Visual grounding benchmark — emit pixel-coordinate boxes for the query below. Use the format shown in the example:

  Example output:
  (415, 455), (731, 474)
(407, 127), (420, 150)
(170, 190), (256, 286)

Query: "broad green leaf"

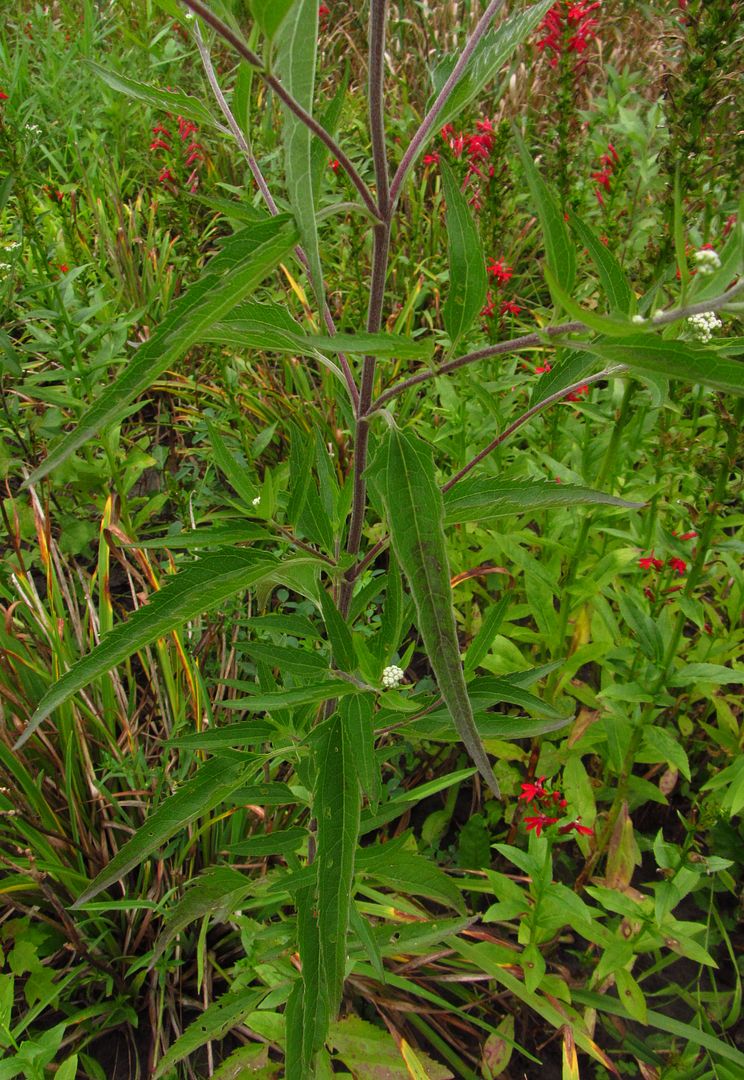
(240, 612), (322, 638)
(206, 421), (259, 507)
(74, 756), (253, 908)
(239, 641), (329, 675)
(340, 693), (379, 807)
(276, 0), (323, 302)
(409, 711), (570, 743)
(576, 335), (744, 396)
(368, 428), (501, 798)
(221, 680), (360, 712)
(514, 130), (576, 296)
(569, 211), (633, 314)
(171, 721), (275, 749)
(440, 160), (487, 351)
(297, 877), (328, 1070)
(330, 1017), (453, 1079)
(315, 714), (360, 1016)
(444, 478), (643, 525)
(88, 61), (218, 127)
(544, 266), (641, 335)
(464, 595), (510, 674)
(359, 851), (465, 913)
(669, 663), (741, 686)
(318, 588), (356, 672)
(135, 523), (270, 549)
(614, 968), (648, 1024)
(249, 0), (296, 40)
(430, 1), (554, 133)
(26, 218), (297, 484)
(151, 867), (253, 964)
(227, 826), (307, 856)
(310, 63), (349, 197)
(152, 986), (267, 1079)
(16, 548), (277, 748)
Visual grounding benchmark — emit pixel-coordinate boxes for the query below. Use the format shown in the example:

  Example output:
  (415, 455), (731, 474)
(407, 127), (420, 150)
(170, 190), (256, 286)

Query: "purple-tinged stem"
(182, 0), (381, 223)
(388, 0), (507, 209)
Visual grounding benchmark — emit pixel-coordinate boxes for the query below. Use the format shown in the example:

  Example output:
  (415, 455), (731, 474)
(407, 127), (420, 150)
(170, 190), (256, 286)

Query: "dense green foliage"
(0, 1), (742, 1077)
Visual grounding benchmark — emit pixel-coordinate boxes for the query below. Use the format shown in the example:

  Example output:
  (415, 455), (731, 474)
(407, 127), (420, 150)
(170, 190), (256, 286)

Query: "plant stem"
(388, 0), (507, 208)
(182, 0), (381, 223)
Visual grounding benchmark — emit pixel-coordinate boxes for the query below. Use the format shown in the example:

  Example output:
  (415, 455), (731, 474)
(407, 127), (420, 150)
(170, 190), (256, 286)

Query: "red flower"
(149, 138), (171, 152)
(558, 819), (594, 836)
(519, 777), (548, 803)
(152, 124), (171, 137)
(535, 362), (552, 374)
(639, 554), (664, 571)
(501, 300), (522, 316)
(177, 116), (198, 141)
(480, 292), (497, 319)
(679, 531), (697, 541)
(592, 169), (612, 191)
(329, 158), (340, 172)
(524, 814), (559, 837)
(0, 91), (8, 101)
(668, 557), (686, 575)
(57, 263), (69, 273)
(423, 152), (439, 166)
(319, 3), (330, 20)
(487, 257), (513, 283)
(564, 384), (589, 402)
(158, 168), (175, 183)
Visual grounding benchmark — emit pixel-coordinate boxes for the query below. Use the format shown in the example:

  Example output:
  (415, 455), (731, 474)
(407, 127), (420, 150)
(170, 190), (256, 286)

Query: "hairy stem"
(182, 0), (381, 222)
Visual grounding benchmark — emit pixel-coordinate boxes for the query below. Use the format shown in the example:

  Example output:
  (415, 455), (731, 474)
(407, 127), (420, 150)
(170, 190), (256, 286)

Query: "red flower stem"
(388, 0), (507, 209)
(181, 0), (382, 224)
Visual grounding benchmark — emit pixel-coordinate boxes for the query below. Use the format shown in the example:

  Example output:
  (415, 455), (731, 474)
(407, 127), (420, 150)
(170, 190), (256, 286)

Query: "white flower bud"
(381, 665), (405, 689)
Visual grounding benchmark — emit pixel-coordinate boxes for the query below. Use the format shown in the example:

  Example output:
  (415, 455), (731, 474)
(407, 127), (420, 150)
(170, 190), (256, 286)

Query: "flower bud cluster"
(687, 311), (722, 342)
(693, 248), (721, 275)
(381, 665), (405, 689)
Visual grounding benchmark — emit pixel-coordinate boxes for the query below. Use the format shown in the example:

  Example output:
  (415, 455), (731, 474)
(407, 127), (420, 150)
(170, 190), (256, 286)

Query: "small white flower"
(0, 262), (10, 272)
(25, 123), (41, 134)
(381, 665), (405, 689)
(251, 495), (261, 506)
(631, 314), (645, 325)
(693, 248), (721, 276)
(652, 309), (665, 321)
(687, 311), (722, 342)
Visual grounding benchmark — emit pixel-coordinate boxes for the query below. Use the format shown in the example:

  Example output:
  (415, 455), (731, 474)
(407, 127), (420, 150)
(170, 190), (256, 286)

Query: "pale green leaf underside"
(444, 479), (644, 525)
(26, 217), (298, 485)
(16, 549), (278, 748)
(369, 428), (501, 798)
(576, 336), (744, 396)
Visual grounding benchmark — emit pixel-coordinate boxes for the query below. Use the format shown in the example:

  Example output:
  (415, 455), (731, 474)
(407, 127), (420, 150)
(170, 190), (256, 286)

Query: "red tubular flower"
(565, 384), (589, 402)
(525, 814), (559, 837)
(57, 263), (69, 273)
(329, 158), (340, 172)
(639, 554), (664, 571)
(519, 777), (548, 803)
(149, 138), (171, 152)
(487, 257), (513, 283)
(152, 124), (171, 137)
(535, 362), (552, 374)
(558, 819), (594, 836)
(480, 292), (497, 319)
(501, 300), (522, 317)
(668, 557), (686, 575)
(0, 91), (8, 101)
(318, 3), (330, 18)
(679, 531), (697, 541)
(423, 152), (439, 166)
(158, 168), (175, 183)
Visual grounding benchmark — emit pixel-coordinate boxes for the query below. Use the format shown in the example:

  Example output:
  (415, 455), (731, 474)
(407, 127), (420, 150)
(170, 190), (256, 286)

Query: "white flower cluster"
(693, 248), (721, 276)
(687, 311), (722, 342)
(381, 665), (405, 689)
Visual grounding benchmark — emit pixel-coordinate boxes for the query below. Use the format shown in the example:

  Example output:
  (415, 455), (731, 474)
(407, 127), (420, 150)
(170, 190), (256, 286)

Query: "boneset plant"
(9, 0), (744, 1075)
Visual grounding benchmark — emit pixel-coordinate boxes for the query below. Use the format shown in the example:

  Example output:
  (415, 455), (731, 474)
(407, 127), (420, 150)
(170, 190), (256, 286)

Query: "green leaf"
(444, 478), (643, 525)
(330, 1016), (453, 1079)
(315, 714), (360, 1017)
(340, 693), (379, 807)
(318, 589), (355, 672)
(151, 867), (253, 964)
(359, 851), (465, 913)
(152, 986), (267, 1078)
(576, 335), (744, 396)
(568, 211), (633, 314)
(544, 266), (641, 335)
(430, 1), (554, 133)
(221, 679), (359, 712)
(171, 721), (275, 750)
(368, 428), (501, 798)
(74, 756), (253, 908)
(26, 218), (298, 484)
(16, 548), (277, 748)
(528, 349), (598, 407)
(276, 0), (323, 303)
(227, 826), (307, 856)
(513, 130), (576, 296)
(88, 61), (219, 127)
(614, 968), (647, 1024)
(135, 523), (270, 549)
(239, 640), (330, 675)
(249, 0), (296, 40)
(440, 160), (487, 352)
(464, 595), (510, 675)
(296, 877), (328, 1070)
(206, 421), (259, 507)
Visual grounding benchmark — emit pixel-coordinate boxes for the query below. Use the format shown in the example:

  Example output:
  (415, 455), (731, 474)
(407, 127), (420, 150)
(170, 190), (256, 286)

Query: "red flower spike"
(668, 557), (686, 575)
(487, 257), (513, 283)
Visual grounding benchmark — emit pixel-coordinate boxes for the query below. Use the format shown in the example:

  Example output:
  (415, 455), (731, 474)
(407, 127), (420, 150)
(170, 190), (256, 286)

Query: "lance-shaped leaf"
(315, 714), (360, 1020)
(276, 0), (323, 303)
(88, 61), (219, 127)
(368, 428), (501, 798)
(575, 335), (744, 396)
(249, 0), (296, 40)
(430, 1), (554, 133)
(440, 160), (487, 353)
(75, 755), (254, 909)
(151, 866), (254, 965)
(568, 211), (633, 315)
(15, 548), (278, 748)
(444, 478), (643, 525)
(514, 130), (576, 297)
(26, 217), (297, 485)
